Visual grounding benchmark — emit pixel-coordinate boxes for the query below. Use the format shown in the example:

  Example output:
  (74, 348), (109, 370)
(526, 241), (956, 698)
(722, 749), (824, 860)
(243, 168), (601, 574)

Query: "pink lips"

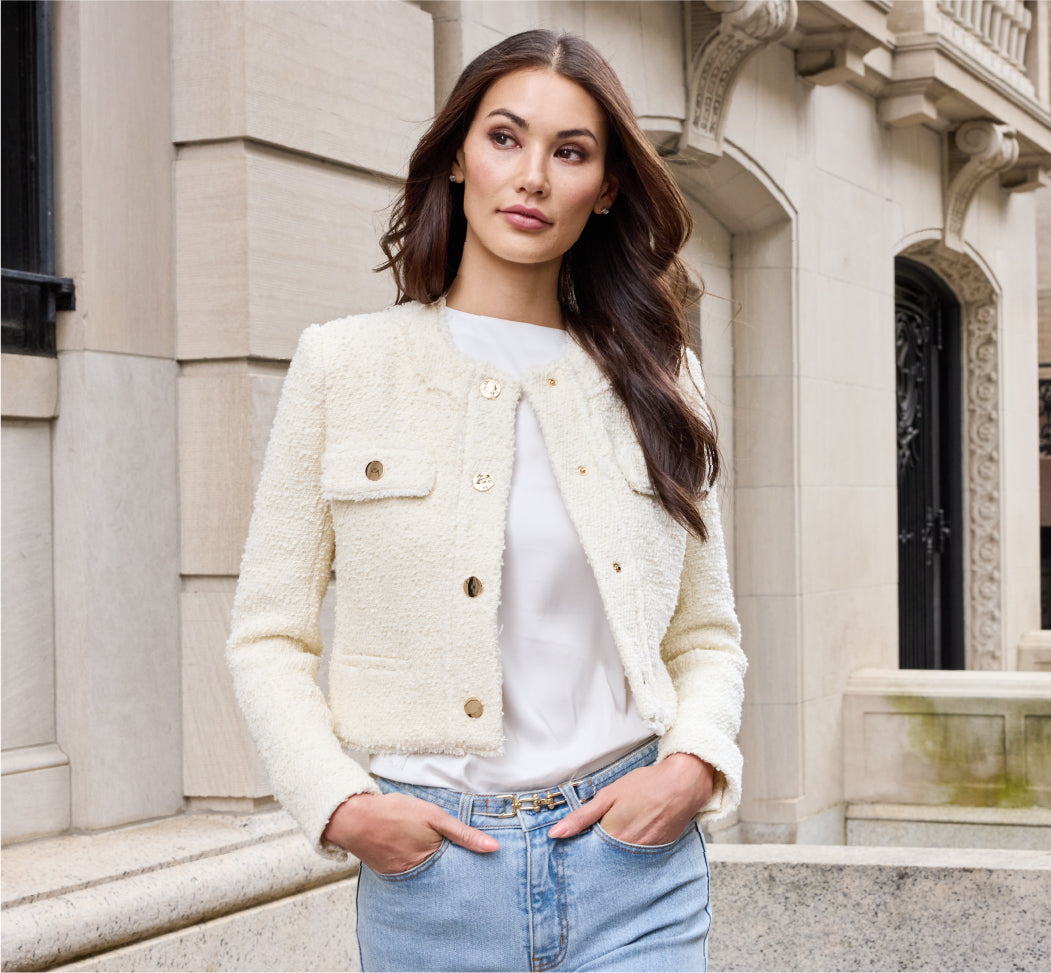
(501, 206), (551, 230)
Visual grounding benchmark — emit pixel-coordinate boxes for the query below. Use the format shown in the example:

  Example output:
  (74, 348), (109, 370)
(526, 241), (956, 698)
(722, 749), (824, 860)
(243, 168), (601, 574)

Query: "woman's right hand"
(322, 792), (500, 874)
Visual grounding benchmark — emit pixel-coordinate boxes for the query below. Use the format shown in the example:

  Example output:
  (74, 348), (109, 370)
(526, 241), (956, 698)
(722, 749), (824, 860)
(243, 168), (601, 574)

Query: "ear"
(451, 147), (466, 183)
(594, 172), (619, 214)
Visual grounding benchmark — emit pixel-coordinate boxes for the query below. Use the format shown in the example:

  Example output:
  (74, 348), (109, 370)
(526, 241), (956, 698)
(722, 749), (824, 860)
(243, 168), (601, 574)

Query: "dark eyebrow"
(486, 108), (598, 143)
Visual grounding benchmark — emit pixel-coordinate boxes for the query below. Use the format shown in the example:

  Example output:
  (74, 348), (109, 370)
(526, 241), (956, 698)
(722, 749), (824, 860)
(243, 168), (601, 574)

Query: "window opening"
(1, 0), (74, 356)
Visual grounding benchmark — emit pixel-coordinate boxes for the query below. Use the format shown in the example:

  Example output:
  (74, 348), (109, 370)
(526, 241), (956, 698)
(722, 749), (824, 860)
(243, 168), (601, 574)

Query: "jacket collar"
(406, 298), (613, 400)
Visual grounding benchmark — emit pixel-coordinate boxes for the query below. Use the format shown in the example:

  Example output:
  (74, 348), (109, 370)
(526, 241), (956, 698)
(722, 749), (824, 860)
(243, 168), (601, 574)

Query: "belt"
(482, 789), (571, 818)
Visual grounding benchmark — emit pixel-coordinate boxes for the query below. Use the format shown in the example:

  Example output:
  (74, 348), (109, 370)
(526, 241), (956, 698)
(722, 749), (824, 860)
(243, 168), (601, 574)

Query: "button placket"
(451, 372), (517, 732)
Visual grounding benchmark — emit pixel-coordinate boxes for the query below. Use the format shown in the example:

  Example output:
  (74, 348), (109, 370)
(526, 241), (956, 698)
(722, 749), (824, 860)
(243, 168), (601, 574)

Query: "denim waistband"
(374, 737), (659, 818)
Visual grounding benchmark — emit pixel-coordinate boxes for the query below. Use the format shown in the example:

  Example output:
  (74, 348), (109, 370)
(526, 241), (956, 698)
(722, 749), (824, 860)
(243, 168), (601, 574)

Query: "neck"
(446, 241), (565, 330)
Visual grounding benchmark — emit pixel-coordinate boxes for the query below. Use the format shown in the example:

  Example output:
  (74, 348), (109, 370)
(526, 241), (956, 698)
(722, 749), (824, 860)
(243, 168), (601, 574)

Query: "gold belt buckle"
(489, 790), (566, 817)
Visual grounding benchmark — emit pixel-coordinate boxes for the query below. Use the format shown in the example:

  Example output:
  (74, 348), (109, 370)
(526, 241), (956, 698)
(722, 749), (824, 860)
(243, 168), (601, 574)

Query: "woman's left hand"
(547, 752), (715, 846)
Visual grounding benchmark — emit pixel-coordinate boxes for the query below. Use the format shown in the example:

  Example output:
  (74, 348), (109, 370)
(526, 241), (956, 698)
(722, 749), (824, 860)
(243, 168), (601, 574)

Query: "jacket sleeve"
(656, 348), (747, 827)
(226, 324), (380, 861)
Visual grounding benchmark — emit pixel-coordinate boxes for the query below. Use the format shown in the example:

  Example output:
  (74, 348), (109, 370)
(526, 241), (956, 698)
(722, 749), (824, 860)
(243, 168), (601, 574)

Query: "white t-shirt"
(369, 308), (651, 792)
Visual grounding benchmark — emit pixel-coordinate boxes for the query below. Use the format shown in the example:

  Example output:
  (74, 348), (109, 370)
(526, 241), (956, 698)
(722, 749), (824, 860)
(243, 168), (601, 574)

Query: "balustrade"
(937, 0), (1032, 72)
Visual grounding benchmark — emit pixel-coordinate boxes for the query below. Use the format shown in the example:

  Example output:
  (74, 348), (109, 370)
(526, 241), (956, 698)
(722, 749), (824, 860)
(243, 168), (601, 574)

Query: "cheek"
(560, 178), (604, 220)
(464, 160), (497, 195)
(462, 144), (511, 197)
(461, 163), (510, 223)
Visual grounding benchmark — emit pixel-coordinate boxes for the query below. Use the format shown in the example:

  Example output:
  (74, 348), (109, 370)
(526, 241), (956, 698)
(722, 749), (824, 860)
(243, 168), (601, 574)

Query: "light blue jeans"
(355, 740), (711, 972)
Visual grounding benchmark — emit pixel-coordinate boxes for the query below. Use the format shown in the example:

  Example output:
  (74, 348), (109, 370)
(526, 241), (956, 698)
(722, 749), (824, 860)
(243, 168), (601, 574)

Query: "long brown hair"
(378, 29), (720, 539)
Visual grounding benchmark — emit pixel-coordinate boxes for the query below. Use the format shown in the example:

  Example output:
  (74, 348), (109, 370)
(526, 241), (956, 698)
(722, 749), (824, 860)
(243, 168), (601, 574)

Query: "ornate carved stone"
(680, 0), (797, 164)
(902, 240), (1002, 670)
(966, 302), (1002, 670)
(943, 120), (1019, 253)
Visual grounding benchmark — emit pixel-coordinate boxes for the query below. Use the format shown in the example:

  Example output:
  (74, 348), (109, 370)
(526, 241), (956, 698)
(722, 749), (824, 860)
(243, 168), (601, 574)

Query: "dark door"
(895, 257), (964, 669)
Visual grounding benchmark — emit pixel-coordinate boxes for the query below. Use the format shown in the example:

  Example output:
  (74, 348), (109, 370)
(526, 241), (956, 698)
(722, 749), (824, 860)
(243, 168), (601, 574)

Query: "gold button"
(578, 466), (588, 475)
(472, 472), (494, 492)
(479, 378), (501, 399)
(547, 377), (557, 387)
(365, 460), (384, 481)
(464, 697), (484, 719)
(464, 576), (484, 597)
(613, 562), (622, 573)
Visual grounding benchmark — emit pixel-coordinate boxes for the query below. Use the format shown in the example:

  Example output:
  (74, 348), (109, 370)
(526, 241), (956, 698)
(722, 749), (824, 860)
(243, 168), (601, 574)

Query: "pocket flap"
(321, 443), (435, 501)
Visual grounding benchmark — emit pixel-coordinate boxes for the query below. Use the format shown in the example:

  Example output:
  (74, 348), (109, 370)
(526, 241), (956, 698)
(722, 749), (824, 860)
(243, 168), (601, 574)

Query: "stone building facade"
(3, 1), (1050, 968)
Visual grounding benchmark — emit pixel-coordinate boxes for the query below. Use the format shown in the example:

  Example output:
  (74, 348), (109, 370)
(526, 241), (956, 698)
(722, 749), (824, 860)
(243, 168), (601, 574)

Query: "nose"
(516, 146), (549, 196)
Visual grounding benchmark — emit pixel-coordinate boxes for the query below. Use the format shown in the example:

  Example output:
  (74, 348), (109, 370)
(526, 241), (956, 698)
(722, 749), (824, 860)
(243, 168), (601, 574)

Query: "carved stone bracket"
(1000, 157), (1051, 194)
(943, 120), (1019, 253)
(902, 240), (1003, 670)
(680, 0), (797, 165)
(795, 28), (881, 87)
(877, 78), (955, 131)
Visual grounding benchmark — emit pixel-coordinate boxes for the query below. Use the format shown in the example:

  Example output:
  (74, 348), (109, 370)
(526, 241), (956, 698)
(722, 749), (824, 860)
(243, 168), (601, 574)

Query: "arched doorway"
(895, 256), (965, 669)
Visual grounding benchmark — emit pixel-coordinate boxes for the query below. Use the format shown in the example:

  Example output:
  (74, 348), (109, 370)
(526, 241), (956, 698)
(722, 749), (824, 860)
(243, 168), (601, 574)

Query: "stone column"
(50, 0), (182, 830)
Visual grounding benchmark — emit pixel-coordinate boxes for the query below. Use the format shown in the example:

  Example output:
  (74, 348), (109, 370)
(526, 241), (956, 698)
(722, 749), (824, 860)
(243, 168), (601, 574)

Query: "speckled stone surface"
(2, 810), (295, 907)
(52, 877), (361, 973)
(706, 844), (1051, 972)
(1, 810), (356, 972)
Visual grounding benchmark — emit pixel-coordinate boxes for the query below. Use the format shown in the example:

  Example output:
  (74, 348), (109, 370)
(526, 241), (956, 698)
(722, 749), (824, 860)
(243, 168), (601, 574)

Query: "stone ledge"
(0, 810), (355, 972)
(707, 842), (1051, 868)
(847, 802), (1051, 826)
(847, 666), (1051, 697)
(49, 878), (362, 973)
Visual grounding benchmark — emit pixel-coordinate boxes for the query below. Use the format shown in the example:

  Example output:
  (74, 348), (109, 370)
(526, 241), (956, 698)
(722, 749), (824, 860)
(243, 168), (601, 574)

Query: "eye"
(556, 145), (588, 163)
(488, 129), (518, 148)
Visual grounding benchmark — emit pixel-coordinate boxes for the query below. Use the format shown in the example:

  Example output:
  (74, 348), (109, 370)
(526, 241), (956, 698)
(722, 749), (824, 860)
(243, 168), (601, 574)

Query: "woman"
(227, 28), (745, 973)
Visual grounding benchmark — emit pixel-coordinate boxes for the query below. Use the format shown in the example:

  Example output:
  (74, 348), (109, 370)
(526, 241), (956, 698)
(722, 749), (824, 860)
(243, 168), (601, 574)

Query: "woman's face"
(451, 67), (618, 274)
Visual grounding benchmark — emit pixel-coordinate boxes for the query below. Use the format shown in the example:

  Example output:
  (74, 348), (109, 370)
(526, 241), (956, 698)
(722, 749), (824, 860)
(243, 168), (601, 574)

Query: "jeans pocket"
(593, 819), (697, 855)
(367, 838), (450, 882)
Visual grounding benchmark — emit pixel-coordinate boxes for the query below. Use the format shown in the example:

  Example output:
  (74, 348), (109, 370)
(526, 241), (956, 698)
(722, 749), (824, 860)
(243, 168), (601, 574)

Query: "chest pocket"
(321, 443), (436, 502)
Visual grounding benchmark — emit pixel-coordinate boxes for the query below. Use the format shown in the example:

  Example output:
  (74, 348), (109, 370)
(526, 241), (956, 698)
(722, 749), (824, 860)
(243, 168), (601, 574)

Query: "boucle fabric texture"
(226, 300), (746, 860)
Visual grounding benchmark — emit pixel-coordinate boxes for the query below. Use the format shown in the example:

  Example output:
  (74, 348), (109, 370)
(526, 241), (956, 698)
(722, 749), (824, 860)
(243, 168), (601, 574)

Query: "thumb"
(548, 794), (612, 839)
(430, 813), (500, 853)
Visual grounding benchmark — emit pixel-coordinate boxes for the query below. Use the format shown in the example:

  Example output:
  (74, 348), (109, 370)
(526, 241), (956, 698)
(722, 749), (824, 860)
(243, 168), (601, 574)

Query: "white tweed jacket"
(227, 300), (746, 859)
